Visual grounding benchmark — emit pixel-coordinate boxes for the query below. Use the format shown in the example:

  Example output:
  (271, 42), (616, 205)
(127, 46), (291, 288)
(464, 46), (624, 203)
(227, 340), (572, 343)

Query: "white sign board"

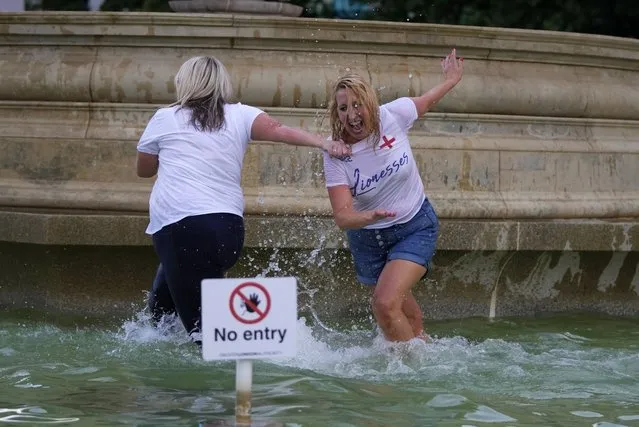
(201, 277), (297, 361)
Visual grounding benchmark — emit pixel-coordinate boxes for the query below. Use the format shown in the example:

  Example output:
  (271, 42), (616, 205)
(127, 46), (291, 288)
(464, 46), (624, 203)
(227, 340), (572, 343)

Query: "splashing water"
(2, 309), (639, 426)
(4, 241), (639, 427)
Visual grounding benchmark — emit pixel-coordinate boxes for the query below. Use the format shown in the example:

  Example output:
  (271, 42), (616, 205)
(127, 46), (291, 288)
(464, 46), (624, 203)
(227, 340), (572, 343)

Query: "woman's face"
(335, 87), (370, 143)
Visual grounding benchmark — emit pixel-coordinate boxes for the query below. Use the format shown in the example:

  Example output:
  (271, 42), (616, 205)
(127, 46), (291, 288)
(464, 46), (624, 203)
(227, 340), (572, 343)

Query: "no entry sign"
(229, 282), (271, 324)
(201, 277), (297, 361)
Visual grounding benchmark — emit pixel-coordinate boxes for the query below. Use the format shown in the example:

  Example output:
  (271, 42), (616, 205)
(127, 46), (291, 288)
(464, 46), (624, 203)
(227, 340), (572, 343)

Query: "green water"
(1, 310), (638, 426)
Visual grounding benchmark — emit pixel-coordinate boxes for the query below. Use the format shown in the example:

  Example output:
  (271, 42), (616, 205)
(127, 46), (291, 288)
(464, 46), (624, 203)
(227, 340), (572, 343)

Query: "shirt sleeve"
(137, 110), (166, 155)
(239, 103), (265, 141)
(382, 97), (419, 133)
(323, 151), (349, 188)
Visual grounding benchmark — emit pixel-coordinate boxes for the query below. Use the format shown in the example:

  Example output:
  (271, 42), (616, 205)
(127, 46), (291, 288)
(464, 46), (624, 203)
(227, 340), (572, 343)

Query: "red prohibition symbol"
(229, 281), (271, 324)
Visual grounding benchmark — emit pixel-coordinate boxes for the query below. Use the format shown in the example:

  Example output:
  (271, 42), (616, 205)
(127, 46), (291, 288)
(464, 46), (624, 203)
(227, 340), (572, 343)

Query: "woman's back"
(137, 102), (263, 234)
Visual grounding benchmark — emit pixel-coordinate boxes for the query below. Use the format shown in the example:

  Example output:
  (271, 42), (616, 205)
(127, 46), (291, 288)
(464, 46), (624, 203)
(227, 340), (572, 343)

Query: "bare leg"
(402, 291), (426, 338)
(372, 259), (427, 342)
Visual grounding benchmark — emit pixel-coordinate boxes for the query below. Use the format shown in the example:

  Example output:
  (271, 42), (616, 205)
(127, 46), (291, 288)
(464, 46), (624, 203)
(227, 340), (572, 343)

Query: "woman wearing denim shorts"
(323, 49), (464, 342)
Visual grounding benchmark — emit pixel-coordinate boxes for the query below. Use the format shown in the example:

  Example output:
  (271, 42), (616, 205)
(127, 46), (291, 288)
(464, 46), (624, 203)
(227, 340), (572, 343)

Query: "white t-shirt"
(137, 103), (263, 234)
(323, 97), (425, 229)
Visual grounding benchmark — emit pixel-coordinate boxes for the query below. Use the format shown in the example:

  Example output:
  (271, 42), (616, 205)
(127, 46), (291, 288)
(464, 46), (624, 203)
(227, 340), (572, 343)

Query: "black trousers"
(148, 212), (244, 342)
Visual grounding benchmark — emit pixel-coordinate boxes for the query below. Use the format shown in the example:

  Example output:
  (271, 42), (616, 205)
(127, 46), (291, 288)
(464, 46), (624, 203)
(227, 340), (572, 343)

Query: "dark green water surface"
(1, 309), (638, 426)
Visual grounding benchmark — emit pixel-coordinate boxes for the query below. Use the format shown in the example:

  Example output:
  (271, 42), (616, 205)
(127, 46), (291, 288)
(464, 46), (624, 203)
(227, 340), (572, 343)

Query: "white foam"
(464, 405), (517, 423)
(0, 407), (78, 424)
(426, 394), (468, 408)
(572, 411), (604, 418)
(270, 317), (478, 381)
(0, 347), (16, 356)
(116, 311), (191, 346)
(593, 423), (628, 427)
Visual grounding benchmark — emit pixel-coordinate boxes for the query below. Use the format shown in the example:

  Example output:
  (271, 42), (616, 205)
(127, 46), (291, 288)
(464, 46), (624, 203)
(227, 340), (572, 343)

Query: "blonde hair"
(172, 56), (233, 132)
(327, 73), (380, 145)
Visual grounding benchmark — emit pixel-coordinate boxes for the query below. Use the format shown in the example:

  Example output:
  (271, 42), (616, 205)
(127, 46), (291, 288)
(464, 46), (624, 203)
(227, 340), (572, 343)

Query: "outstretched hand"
(441, 48), (463, 84)
(323, 139), (352, 159)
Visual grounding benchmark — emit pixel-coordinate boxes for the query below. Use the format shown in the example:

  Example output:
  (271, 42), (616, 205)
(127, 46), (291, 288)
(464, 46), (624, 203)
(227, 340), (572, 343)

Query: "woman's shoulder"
(152, 105), (180, 119)
(143, 105), (185, 132)
(380, 97), (413, 111)
(225, 102), (261, 113)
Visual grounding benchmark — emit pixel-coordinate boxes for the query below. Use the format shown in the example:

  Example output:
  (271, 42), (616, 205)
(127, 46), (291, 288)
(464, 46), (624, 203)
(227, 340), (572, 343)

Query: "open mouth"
(349, 119), (363, 134)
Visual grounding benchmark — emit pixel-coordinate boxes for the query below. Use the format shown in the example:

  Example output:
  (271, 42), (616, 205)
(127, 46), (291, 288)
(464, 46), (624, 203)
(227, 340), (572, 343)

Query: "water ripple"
(1, 312), (638, 426)
(0, 407), (79, 424)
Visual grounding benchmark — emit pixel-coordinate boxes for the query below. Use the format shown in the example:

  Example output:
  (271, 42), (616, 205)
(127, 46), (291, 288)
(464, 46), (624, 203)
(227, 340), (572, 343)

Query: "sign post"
(235, 359), (253, 424)
(201, 277), (297, 425)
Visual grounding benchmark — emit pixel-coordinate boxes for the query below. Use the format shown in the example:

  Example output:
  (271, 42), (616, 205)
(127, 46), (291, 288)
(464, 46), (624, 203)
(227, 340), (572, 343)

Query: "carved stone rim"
(0, 12), (637, 63)
(0, 207), (636, 251)
(167, 0), (304, 17)
(3, 100), (639, 128)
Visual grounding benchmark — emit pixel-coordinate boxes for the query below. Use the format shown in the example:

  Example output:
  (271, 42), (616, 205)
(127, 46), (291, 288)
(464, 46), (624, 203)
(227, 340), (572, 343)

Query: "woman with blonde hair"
(137, 56), (350, 344)
(323, 48), (463, 342)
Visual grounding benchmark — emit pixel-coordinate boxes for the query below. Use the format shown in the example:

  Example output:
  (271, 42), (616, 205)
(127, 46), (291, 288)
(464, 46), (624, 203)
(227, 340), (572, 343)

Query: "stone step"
(168, 0), (303, 16)
(2, 176), (639, 219)
(1, 207), (637, 252)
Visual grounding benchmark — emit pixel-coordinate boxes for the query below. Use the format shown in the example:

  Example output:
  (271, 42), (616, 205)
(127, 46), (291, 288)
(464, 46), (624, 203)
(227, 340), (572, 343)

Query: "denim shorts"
(346, 199), (439, 285)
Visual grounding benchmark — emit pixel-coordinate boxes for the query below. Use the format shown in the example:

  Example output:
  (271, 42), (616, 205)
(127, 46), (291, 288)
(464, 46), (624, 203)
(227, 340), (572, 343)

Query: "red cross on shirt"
(380, 135), (395, 149)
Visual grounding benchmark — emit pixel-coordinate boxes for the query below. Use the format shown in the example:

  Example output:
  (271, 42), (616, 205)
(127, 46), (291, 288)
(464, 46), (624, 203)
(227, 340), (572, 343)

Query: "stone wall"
(0, 12), (637, 320)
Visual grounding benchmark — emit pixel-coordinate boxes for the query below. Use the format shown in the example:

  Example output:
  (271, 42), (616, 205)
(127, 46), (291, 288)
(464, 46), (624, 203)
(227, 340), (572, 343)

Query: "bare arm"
(136, 152), (159, 178)
(411, 48), (464, 117)
(250, 113), (351, 158)
(327, 185), (396, 230)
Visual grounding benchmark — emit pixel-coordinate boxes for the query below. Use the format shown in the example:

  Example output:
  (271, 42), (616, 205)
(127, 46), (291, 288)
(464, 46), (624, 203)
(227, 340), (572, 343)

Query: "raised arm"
(251, 112), (351, 158)
(411, 48), (464, 117)
(327, 185), (396, 230)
